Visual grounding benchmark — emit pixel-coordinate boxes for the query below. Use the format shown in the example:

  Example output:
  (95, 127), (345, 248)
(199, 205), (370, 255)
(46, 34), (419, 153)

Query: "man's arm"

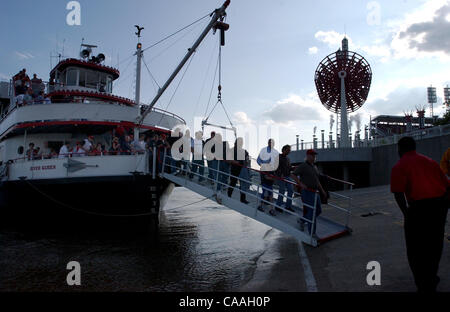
(394, 192), (408, 215)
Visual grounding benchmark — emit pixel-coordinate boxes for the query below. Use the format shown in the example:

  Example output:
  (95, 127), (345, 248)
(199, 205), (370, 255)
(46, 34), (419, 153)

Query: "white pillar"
(134, 43), (143, 140)
(338, 71), (350, 147)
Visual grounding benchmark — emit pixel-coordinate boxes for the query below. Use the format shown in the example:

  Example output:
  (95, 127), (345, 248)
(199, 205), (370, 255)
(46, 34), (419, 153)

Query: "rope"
(142, 55), (161, 89)
(23, 178), (212, 217)
(148, 19), (206, 63)
(203, 51), (220, 118)
(142, 12), (212, 53)
(192, 32), (217, 118)
(160, 196), (214, 211)
(202, 34), (234, 133)
(156, 51), (196, 125)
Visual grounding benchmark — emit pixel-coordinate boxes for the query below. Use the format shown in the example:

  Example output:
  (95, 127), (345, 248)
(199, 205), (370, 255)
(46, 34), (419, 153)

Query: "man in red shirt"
(391, 137), (449, 292)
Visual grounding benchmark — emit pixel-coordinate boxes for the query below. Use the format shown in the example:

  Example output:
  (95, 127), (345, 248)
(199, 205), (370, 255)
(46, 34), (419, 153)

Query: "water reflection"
(0, 187), (277, 291)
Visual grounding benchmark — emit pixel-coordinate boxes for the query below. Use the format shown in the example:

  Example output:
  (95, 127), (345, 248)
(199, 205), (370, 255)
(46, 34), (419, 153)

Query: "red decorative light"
(315, 50), (372, 113)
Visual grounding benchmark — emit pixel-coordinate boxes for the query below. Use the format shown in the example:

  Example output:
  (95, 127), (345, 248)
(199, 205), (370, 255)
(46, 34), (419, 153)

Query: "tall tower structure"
(427, 86), (437, 118)
(315, 36), (372, 148)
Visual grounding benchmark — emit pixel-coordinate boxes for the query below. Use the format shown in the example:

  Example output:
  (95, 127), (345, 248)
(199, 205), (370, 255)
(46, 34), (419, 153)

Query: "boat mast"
(138, 0), (230, 125)
(134, 25), (144, 140)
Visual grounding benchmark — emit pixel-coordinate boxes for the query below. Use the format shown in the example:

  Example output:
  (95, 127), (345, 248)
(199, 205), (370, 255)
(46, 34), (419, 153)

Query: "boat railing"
(9, 149), (146, 164)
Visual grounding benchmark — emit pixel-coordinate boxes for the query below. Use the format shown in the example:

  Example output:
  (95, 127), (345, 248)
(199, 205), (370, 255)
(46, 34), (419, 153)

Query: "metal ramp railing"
(157, 153), (352, 247)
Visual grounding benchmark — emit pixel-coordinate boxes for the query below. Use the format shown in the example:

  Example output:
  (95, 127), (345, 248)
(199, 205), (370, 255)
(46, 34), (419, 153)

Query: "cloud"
(14, 51), (34, 60)
(314, 1), (450, 62)
(263, 94), (323, 123)
(308, 46), (318, 54)
(397, 2), (450, 54)
(233, 111), (253, 125)
(0, 73), (10, 80)
(314, 30), (349, 48)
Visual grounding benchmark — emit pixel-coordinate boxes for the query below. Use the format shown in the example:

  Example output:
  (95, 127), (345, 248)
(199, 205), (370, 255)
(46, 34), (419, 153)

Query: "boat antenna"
(134, 25), (144, 140)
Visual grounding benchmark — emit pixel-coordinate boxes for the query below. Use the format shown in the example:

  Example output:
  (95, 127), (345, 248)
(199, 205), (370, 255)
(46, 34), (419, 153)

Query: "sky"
(1, 0), (450, 155)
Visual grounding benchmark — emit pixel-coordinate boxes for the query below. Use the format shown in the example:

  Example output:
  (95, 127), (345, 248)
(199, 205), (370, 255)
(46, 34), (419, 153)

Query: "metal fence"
(292, 123), (450, 151)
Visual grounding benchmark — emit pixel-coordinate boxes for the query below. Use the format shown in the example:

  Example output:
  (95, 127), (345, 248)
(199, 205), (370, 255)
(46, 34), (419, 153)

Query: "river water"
(0, 187), (286, 291)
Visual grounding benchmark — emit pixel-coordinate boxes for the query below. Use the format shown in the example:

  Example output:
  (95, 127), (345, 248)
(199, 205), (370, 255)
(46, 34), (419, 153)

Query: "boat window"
(99, 74), (107, 92)
(79, 70), (86, 87)
(66, 68), (78, 86)
(86, 70), (98, 89)
(17, 146), (24, 155)
(106, 76), (112, 93)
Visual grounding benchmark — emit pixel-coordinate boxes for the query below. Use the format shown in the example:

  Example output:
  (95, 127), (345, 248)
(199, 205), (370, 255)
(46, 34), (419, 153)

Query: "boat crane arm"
(138, 0), (230, 126)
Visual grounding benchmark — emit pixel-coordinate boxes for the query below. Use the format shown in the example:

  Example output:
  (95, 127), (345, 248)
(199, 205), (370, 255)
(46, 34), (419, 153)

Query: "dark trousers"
(228, 165), (242, 197)
(404, 196), (448, 292)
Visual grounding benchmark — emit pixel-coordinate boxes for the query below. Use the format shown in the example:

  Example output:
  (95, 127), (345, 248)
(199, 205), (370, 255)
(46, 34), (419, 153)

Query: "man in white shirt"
(256, 139), (279, 215)
(132, 134), (146, 153)
(83, 135), (94, 153)
(58, 142), (71, 158)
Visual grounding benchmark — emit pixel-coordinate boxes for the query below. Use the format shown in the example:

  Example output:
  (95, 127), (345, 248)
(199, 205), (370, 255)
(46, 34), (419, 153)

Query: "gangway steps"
(161, 172), (351, 247)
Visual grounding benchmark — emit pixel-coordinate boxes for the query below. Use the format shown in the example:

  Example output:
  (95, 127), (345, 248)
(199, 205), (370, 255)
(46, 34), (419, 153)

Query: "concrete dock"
(240, 185), (450, 292)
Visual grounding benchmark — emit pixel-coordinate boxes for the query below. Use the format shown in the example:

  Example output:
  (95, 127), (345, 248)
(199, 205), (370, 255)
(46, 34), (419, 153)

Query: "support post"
(152, 146), (157, 179)
(134, 40), (143, 141)
(321, 130), (325, 149)
(338, 70), (350, 147)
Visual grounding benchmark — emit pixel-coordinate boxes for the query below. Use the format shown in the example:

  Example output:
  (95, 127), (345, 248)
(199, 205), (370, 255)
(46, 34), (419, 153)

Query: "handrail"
(162, 156), (316, 216)
(327, 176), (355, 186)
(160, 153), (354, 238)
(9, 149), (145, 163)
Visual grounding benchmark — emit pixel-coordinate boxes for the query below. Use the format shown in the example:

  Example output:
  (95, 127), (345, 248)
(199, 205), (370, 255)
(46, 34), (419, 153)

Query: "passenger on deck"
(275, 145), (295, 212)
(14, 93), (25, 107)
(33, 147), (42, 159)
(291, 149), (326, 237)
(93, 143), (104, 155)
(120, 135), (132, 155)
(136, 134), (147, 152)
(83, 135), (94, 153)
(43, 94), (51, 104)
(13, 69), (29, 95)
(48, 148), (58, 159)
(13, 70), (24, 95)
(189, 131), (205, 182)
(58, 142), (71, 158)
(22, 89), (33, 106)
(73, 141), (87, 157)
(31, 74), (44, 97)
(34, 91), (45, 104)
(26, 142), (35, 160)
(256, 139), (279, 216)
(227, 137), (249, 204)
(109, 137), (121, 155)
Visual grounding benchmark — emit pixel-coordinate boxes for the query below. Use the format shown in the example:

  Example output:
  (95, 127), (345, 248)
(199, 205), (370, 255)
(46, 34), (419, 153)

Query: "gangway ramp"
(159, 156), (352, 247)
